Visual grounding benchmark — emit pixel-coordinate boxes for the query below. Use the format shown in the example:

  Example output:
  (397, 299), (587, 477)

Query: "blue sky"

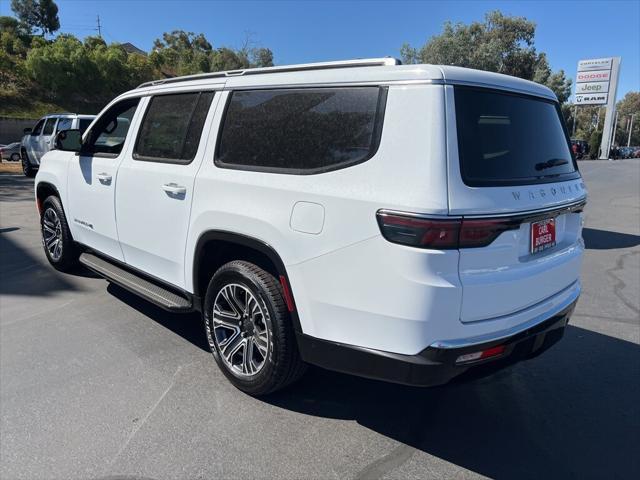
(2, 0), (638, 99)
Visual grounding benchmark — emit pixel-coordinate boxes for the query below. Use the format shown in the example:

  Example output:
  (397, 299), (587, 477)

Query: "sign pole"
(598, 57), (621, 159)
(628, 114), (635, 147)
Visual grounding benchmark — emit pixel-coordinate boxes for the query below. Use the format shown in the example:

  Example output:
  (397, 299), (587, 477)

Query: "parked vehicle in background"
(35, 58), (586, 395)
(21, 113), (95, 177)
(0, 142), (21, 161)
(618, 146), (636, 159)
(570, 139), (589, 159)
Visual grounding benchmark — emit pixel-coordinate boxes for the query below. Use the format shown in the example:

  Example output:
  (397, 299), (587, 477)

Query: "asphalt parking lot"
(1, 160), (638, 480)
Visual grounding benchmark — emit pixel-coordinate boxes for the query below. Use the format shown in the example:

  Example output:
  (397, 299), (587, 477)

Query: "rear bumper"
(297, 298), (577, 387)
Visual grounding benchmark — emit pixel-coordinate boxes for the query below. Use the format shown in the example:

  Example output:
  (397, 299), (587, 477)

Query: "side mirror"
(54, 129), (83, 152)
(23, 128), (32, 135)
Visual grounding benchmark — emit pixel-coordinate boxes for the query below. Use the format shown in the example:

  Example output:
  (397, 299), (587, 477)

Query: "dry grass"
(0, 161), (23, 174)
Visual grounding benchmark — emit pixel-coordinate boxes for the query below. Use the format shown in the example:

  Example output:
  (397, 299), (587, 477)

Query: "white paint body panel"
(35, 61), (585, 357)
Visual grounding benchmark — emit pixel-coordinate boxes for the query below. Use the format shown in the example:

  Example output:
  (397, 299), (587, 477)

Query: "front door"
(37, 117), (58, 161)
(25, 119), (44, 163)
(116, 90), (218, 288)
(66, 97), (142, 261)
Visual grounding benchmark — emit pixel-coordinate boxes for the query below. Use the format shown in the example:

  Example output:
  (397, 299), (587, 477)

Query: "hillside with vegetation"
(0, 0), (274, 117)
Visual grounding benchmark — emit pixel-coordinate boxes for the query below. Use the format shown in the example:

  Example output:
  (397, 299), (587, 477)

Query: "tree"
(10, 0), (59, 36)
(614, 92), (640, 146)
(151, 30), (274, 77)
(401, 11), (572, 103)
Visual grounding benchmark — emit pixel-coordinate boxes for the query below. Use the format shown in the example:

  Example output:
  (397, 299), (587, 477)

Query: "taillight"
(376, 212), (459, 248)
(376, 211), (520, 249)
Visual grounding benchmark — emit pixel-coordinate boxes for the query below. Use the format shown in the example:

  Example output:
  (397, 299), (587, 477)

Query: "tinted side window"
(216, 87), (386, 174)
(134, 91), (214, 163)
(85, 98), (140, 156)
(56, 118), (73, 132)
(43, 118), (56, 135)
(78, 118), (93, 132)
(31, 120), (45, 136)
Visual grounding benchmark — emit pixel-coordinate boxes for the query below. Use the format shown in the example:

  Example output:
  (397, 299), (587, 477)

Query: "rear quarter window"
(216, 86), (387, 174)
(454, 86), (580, 186)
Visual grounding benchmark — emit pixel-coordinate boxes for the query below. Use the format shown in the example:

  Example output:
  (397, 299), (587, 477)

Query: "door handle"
(97, 172), (112, 184)
(162, 183), (187, 195)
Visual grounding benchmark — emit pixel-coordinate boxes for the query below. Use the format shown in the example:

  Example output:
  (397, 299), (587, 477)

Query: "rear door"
(115, 89), (218, 288)
(446, 85), (587, 322)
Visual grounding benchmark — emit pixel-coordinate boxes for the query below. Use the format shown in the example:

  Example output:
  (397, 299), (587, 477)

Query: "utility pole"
(96, 15), (102, 38)
(628, 114), (635, 147)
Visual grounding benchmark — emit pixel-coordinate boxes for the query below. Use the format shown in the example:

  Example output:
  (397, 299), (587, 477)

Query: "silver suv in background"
(21, 113), (95, 177)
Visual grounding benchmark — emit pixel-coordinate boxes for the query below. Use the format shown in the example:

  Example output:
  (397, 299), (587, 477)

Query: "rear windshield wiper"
(535, 158), (569, 171)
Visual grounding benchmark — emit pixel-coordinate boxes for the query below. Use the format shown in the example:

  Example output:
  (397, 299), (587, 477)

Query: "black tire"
(40, 195), (79, 272)
(21, 150), (36, 177)
(203, 260), (306, 395)
(10, 152), (20, 162)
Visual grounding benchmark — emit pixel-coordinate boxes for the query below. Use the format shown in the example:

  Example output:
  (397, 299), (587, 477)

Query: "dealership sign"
(576, 70), (611, 83)
(577, 58), (613, 71)
(573, 56), (621, 159)
(575, 81), (609, 94)
(575, 93), (608, 105)
(575, 58), (615, 105)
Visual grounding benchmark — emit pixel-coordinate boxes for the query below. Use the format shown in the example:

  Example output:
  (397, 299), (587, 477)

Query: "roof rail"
(137, 57), (402, 89)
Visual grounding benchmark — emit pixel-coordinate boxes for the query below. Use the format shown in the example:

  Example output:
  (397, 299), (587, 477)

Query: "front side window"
(78, 118), (93, 132)
(84, 98), (140, 156)
(454, 86), (579, 186)
(134, 91), (214, 163)
(216, 87), (386, 174)
(31, 119), (45, 136)
(56, 118), (73, 133)
(43, 118), (57, 135)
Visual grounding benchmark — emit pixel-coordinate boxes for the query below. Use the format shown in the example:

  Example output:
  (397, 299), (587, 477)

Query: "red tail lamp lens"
(376, 213), (460, 248)
(377, 211), (520, 249)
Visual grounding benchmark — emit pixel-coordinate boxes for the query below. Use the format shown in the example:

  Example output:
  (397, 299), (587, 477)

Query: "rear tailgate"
(446, 85), (587, 323)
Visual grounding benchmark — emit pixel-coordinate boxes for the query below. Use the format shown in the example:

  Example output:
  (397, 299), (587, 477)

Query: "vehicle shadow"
(0, 175), (34, 202)
(0, 229), (80, 296)
(263, 326), (639, 479)
(106, 283), (209, 352)
(582, 227), (640, 250)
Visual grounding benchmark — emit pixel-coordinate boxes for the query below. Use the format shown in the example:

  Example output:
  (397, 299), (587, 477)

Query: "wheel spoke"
(254, 334), (268, 357)
(246, 337), (256, 374)
(43, 223), (56, 235)
(221, 331), (243, 362)
(213, 307), (240, 327)
(45, 235), (57, 248)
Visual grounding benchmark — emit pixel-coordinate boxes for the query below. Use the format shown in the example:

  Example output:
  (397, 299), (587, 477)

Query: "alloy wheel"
(42, 207), (63, 261)
(212, 283), (270, 377)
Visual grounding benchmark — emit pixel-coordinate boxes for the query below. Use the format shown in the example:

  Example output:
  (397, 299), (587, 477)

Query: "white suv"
(35, 58), (587, 395)
(21, 113), (95, 177)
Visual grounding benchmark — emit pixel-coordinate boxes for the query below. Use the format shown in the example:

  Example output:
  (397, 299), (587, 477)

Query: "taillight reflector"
(456, 344), (506, 364)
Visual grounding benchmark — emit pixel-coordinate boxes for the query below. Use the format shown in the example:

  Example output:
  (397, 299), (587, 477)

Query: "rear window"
(454, 86), (579, 186)
(216, 87), (386, 174)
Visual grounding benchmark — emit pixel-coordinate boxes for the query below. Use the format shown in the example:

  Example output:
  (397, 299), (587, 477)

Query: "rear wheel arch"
(36, 182), (61, 212)
(193, 231), (302, 333)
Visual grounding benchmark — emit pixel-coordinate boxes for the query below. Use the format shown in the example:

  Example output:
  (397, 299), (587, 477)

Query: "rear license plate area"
(530, 218), (556, 253)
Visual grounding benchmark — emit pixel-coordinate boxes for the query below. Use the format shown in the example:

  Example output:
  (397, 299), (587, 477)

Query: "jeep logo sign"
(575, 81), (609, 94)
